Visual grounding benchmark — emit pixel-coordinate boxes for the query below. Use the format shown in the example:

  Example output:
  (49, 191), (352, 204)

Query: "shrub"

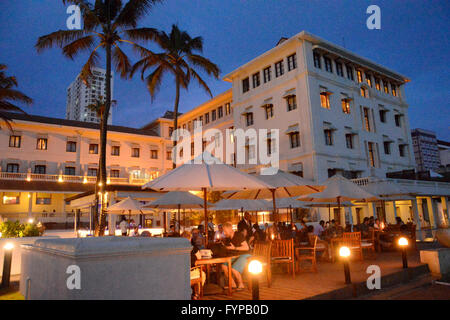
(0, 220), (44, 238)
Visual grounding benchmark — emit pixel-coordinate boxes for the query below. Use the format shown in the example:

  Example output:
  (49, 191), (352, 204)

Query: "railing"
(0, 172), (152, 185)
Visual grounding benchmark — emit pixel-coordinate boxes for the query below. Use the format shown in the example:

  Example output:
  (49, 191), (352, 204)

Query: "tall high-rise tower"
(66, 67), (114, 124)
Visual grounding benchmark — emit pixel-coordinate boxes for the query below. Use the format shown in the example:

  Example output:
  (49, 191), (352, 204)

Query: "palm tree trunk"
(172, 77), (180, 169)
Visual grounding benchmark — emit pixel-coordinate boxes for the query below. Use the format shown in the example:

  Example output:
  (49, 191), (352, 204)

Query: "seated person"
(252, 224), (266, 243)
(214, 224), (225, 242)
(395, 217), (405, 226)
(373, 218), (381, 230)
(221, 222), (252, 290)
(182, 231), (206, 299)
(191, 228), (205, 250)
(131, 226), (140, 237)
(360, 217), (370, 238)
(314, 220), (325, 238)
(368, 216), (375, 228)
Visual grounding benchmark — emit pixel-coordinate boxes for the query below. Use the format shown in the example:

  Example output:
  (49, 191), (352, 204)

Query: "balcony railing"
(0, 171), (153, 186)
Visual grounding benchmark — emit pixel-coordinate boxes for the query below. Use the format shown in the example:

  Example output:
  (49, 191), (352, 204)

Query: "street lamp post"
(248, 260), (263, 300)
(1, 243), (14, 288)
(339, 246), (351, 284)
(398, 237), (409, 269)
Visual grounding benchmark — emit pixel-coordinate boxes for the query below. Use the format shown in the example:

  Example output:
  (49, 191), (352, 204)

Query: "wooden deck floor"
(202, 250), (425, 300)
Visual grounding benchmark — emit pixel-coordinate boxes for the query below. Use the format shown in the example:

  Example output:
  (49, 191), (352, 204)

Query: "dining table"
(195, 255), (239, 296)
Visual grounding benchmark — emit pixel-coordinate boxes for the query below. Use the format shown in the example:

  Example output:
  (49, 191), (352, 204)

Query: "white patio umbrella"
(304, 201), (354, 222)
(298, 175), (378, 224)
(223, 170), (324, 222)
(142, 153), (272, 243)
(209, 199), (272, 211)
(273, 197), (308, 222)
(106, 196), (151, 228)
(144, 191), (208, 233)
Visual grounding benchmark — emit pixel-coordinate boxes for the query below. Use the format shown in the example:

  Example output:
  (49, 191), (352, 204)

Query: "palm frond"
(112, 44), (132, 78)
(188, 67), (213, 97)
(0, 89), (33, 105)
(187, 54), (220, 78)
(114, 0), (163, 28)
(0, 101), (27, 113)
(79, 49), (101, 85)
(0, 75), (18, 89)
(122, 27), (162, 43)
(62, 35), (96, 59)
(145, 65), (165, 100)
(36, 30), (88, 52)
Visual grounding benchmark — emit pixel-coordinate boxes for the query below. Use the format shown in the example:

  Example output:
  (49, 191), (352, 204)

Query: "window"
(275, 60), (284, 77)
(66, 141), (76, 152)
(263, 66), (271, 83)
(363, 107), (371, 131)
(391, 84), (397, 96)
(110, 169), (120, 178)
(368, 142), (376, 167)
(384, 141), (391, 154)
(3, 194), (19, 204)
(151, 150), (158, 159)
(345, 134), (353, 149)
(379, 109), (387, 123)
(204, 113), (210, 124)
(267, 138), (276, 155)
(365, 73), (372, 87)
(252, 72), (260, 88)
(346, 65), (354, 80)
(341, 97), (351, 114)
(324, 57), (332, 72)
(383, 81), (389, 94)
(360, 87), (368, 98)
(65, 167), (76, 175)
(131, 148), (140, 158)
(89, 144), (98, 154)
(111, 146), (120, 156)
(218, 106), (223, 118)
(289, 132), (300, 148)
(375, 78), (381, 91)
(336, 62), (344, 77)
(245, 112), (254, 126)
(399, 144), (406, 157)
(357, 70), (365, 83)
(87, 168), (98, 176)
(225, 103), (231, 115)
(394, 114), (402, 127)
(166, 151), (172, 160)
(6, 163), (19, 173)
(9, 135), (21, 148)
(313, 52), (321, 68)
(211, 110), (217, 121)
(287, 53), (297, 71)
(324, 130), (333, 146)
(242, 77), (250, 93)
(34, 165), (46, 174)
(264, 104), (273, 119)
(37, 138), (48, 150)
(320, 91), (330, 109)
(286, 95), (297, 111)
(168, 127), (174, 137)
(246, 145), (256, 161)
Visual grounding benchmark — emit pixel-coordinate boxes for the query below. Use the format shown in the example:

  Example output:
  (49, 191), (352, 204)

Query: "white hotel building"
(1, 31), (449, 232)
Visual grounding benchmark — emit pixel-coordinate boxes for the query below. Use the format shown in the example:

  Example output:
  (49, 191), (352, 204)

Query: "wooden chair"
(190, 266), (204, 298)
(342, 231), (363, 261)
(361, 228), (376, 257)
(252, 241), (272, 287)
(271, 239), (295, 278)
(296, 234), (318, 273)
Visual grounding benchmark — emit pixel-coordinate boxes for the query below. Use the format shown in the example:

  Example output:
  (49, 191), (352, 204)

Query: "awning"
(241, 106), (253, 114)
(378, 105), (390, 111)
(263, 97), (273, 104)
(285, 124), (299, 134)
(344, 127), (358, 135)
(323, 122), (337, 131)
(283, 88), (296, 98)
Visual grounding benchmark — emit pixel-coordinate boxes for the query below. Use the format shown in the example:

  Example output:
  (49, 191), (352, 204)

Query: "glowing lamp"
(248, 259), (263, 300)
(58, 176), (63, 183)
(339, 246), (351, 258)
(398, 237), (408, 247)
(398, 237), (409, 268)
(339, 246), (351, 284)
(248, 260), (263, 275)
(3, 243), (14, 251)
(28, 218), (34, 224)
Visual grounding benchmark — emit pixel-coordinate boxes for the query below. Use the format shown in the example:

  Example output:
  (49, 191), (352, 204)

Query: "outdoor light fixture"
(83, 177), (88, 184)
(398, 237), (409, 268)
(271, 233), (275, 241)
(58, 176), (63, 183)
(339, 246), (351, 284)
(2, 242), (14, 288)
(98, 182), (103, 187)
(248, 260), (263, 300)
(28, 218), (34, 224)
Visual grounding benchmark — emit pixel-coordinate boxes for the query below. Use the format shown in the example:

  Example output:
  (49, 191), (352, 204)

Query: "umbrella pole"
(328, 204), (331, 222)
(289, 205), (293, 223)
(337, 197), (341, 227)
(203, 188), (208, 246)
(183, 209), (186, 233)
(178, 204), (181, 234)
(271, 189), (277, 223)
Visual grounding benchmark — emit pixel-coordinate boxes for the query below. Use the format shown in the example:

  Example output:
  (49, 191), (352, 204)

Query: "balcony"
(0, 172), (156, 186)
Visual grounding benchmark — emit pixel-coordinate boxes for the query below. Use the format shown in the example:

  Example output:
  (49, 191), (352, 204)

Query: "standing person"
(314, 220), (325, 238)
(119, 216), (129, 236)
(237, 212), (253, 241)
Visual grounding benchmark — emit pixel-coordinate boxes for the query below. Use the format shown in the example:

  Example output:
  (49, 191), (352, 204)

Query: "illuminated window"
(9, 135), (21, 148)
(320, 92), (330, 109)
(375, 78), (381, 90)
(225, 103), (231, 115)
(383, 81), (389, 93)
(360, 87), (368, 98)
(3, 194), (20, 205)
(341, 97), (351, 114)
(89, 144), (98, 154)
(324, 130), (333, 146)
(37, 138), (48, 150)
(363, 107), (371, 131)
(365, 73), (372, 87)
(391, 84), (397, 96)
(368, 142), (375, 167)
(357, 70), (363, 83)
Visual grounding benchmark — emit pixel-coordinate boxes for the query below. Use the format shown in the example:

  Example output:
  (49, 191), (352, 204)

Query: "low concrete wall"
(420, 248), (450, 277)
(20, 237), (191, 300)
(0, 236), (60, 275)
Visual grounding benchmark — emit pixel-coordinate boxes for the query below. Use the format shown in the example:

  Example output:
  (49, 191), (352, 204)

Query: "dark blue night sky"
(0, 0), (448, 139)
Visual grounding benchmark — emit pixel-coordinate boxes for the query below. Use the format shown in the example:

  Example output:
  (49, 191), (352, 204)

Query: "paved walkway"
(203, 250), (425, 300)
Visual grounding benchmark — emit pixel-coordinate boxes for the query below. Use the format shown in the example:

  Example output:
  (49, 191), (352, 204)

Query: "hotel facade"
(1, 31), (449, 233)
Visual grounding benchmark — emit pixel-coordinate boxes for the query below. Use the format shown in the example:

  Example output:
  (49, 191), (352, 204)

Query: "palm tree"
(35, 0), (162, 235)
(131, 24), (220, 168)
(0, 64), (32, 129)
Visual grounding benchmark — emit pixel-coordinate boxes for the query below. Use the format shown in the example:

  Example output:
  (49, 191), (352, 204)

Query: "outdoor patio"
(201, 250), (428, 300)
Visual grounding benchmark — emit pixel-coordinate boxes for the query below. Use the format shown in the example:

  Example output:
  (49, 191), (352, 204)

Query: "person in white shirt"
(214, 224), (225, 242)
(119, 217), (129, 236)
(314, 220), (325, 237)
